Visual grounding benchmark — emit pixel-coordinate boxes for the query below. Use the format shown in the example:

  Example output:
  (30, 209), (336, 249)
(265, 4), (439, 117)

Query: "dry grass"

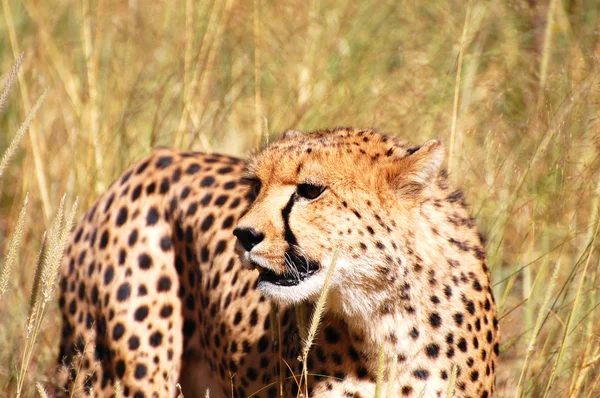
(1, 0), (600, 396)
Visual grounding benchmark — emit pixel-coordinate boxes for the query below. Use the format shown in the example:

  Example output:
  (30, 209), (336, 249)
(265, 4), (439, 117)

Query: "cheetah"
(58, 127), (499, 398)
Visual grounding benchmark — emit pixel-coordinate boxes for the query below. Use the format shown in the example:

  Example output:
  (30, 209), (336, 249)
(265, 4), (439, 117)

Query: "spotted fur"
(58, 127), (498, 398)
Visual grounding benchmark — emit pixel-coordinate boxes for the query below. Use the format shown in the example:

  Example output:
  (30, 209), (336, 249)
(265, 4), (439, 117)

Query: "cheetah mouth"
(253, 253), (320, 287)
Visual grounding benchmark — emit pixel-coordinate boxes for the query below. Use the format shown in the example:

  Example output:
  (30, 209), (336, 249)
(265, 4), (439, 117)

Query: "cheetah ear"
(386, 139), (444, 195)
(282, 129), (305, 139)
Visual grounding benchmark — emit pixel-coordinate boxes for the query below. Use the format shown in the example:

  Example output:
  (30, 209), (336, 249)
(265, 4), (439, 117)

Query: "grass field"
(1, 0), (600, 396)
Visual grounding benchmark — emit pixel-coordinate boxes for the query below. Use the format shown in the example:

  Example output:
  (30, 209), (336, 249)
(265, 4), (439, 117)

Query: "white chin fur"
(257, 254), (346, 305)
(258, 271), (327, 304)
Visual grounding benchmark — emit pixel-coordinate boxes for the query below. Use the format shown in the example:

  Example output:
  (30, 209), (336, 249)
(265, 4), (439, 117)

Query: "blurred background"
(1, 0), (600, 396)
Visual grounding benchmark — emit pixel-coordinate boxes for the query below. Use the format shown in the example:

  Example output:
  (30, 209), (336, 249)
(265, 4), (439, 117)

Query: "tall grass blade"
(0, 51), (23, 114)
(0, 88), (49, 181)
(299, 251), (338, 396)
(446, 364), (458, 398)
(0, 193), (28, 299)
(516, 259), (561, 395)
(448, 1), (471, 175)
(36, 382), (49, 398)
(543, 221), (600, 398)
(374, 343), (385, 398)
(16, 197), (78, 397)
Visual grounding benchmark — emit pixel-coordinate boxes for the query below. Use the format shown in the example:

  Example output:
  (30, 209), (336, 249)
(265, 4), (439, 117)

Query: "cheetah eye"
(297, 183), (326, 200)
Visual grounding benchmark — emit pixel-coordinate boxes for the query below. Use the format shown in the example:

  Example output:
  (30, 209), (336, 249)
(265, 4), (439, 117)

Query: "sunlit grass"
(1, 0), (600, 396)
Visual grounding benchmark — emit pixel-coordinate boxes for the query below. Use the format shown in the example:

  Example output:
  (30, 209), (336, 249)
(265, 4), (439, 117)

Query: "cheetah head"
(234, 128), (444, 314)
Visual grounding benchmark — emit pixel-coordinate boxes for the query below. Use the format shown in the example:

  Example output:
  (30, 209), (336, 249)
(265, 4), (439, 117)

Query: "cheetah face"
(234, 176), (332, 302)
(234, 128), (444, 306)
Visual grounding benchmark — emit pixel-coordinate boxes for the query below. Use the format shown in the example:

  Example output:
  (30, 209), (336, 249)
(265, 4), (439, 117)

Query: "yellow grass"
(1, 0), (600, 396)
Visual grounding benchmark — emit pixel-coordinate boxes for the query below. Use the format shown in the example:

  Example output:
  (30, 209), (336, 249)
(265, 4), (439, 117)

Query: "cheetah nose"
(233, 227), (265, 251)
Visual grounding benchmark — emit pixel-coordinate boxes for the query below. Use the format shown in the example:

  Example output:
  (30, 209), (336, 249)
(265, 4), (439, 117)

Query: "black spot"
(186, 202), (198, 216)
(215, 240), (227, 255)
(156, 156), (173, 169)
(233, 311), (242, 325)
(78, 251), (87, 265)
(410, 327), (419, 339)
(160, 236), (172, 251)
(458, 338), (468, 352)
(214, 195), (228, 206)
(181, 187), (191, 199)
(149, 331), (163, 347)
(470, 370), (479, 382)
(200, 176), (215, 187)
(246, 367), (258, 381)
(128, 335), (140, 350)
(494, 343), (500, 355)
(172, 168), (182, 182)
(100, 231), (109, 249)
(74, 228), (83, 243)
(146, 182), (156, 194)
(104, 266), (115, 285)
(131, 185), (142, 201)
(128, 229), (138, 246)
(201, 214), (215, 231)
(134, 363), (147, 379)
(217, 166), (233, 174)
(116, 360), (126, 378)
(413, 368), (429, 380)
(160, 177), (170, 193)
(160, 305), (173, 318)
(465, 300), (476, 315)
(116, 207), (128, 226)
(104, 193), (115, 212)
(229, 198), (241, 209)
(224, 181), (236, 190)
(258, 335), (269, 353)
(91, 286), (99, 304)
(146, 207), (159, 226)
(454, 313), (464, 326)
(117, 283), (131, 302)
(249, 309), (258, 326)
(113, 323), (125, 340)
(325, 326), (340, 344)
(138, 254), (152, 270)
(222, 216), (234, 229)
(429, 312), (442, 328)
(68, 300), (77, 315)
(185, 164), (200, 174)
(425, 343), (440, 358)
(134, 306), (149, 322)
(157, 277), (172, 292)
(116, 250), (127, 266)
